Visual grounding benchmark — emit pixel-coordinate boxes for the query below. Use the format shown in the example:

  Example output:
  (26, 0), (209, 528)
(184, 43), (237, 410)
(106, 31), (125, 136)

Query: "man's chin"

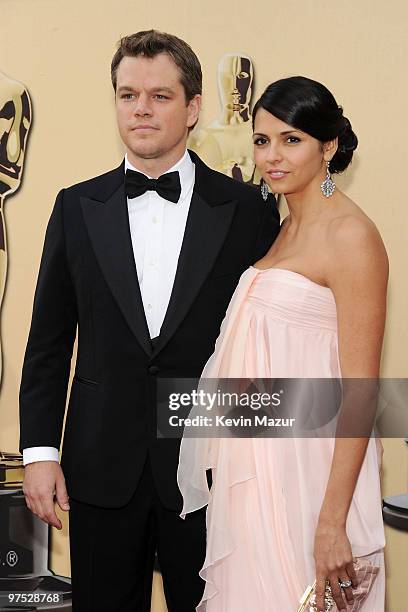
(128, 145), (163, 160)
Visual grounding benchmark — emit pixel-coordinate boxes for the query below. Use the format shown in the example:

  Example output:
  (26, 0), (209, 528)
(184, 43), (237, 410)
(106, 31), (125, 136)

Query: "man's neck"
(126, 145), (188, 178)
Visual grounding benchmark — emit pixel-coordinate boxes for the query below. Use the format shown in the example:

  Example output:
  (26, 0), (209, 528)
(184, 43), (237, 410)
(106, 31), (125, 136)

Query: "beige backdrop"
(0, 1), (407, 610)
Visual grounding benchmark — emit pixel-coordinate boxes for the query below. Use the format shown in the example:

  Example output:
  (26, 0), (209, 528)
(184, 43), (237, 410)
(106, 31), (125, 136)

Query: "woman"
(178, 76), (387, 611)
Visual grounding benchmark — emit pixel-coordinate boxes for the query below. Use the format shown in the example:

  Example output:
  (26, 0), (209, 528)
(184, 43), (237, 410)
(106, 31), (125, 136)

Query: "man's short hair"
(111, 29), (202, 102)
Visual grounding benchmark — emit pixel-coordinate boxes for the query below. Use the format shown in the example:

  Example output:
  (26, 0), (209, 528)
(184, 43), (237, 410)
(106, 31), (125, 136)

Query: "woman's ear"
(323, 137), (338, 162)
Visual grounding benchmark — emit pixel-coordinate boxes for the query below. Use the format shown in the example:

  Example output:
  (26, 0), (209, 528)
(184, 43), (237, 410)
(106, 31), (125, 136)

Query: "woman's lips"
(267, 171), (289, 180)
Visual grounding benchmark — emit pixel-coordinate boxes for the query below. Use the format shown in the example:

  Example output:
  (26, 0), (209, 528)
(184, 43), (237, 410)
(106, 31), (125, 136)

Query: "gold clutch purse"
(297, 579), (335, 612)
(297, 557), (380, 611)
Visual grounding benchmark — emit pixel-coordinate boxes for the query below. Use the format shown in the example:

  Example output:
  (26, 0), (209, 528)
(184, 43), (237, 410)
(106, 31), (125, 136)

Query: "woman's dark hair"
(252, 76), (358, 173)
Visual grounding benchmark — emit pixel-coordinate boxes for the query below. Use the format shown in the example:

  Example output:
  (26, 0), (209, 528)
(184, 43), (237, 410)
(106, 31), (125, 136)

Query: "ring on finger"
(338, 578), (353, 589)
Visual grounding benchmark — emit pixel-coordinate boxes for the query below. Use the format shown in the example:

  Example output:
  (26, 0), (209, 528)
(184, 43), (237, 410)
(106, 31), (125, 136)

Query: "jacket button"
(148, 365), (159, 375)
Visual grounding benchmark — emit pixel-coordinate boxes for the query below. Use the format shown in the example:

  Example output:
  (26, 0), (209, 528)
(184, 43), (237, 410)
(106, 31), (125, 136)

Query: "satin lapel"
(152, 189), (237, 357)
(80, 183), (152, 356)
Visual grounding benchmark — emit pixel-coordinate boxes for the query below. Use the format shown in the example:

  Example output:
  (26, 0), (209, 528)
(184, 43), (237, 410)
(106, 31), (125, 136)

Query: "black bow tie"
(125, 169), (181, 203)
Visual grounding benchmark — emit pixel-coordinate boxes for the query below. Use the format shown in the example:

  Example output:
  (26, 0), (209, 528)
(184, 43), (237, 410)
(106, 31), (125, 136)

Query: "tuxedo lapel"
(79, 153), (238, 359)
(80, 166), (152, 357)
(151, 151), (237, 357)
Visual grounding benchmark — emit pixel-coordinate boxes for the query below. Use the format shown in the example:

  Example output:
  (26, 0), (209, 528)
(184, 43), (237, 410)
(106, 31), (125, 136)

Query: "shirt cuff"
(23, 447), (60, 465)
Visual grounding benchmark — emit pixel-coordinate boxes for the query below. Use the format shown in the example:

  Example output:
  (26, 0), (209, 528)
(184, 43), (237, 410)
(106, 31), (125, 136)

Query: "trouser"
(68, 455), (206, 611)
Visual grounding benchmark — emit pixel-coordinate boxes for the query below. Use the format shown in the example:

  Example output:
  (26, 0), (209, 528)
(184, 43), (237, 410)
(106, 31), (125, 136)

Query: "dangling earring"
(260, 178), (269, 201)
(320, 160), (336, 198)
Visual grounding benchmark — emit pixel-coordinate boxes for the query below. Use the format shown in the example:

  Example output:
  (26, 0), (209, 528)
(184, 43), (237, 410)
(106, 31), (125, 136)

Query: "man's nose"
(133, 93), (152, 116)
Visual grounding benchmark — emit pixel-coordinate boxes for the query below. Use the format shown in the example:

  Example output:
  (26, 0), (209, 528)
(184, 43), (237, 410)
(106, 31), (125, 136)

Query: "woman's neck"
(284, 178), (341, 227)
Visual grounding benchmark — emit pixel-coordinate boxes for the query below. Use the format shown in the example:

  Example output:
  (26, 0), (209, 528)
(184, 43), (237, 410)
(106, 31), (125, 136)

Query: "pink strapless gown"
(178, 267), (386, 611)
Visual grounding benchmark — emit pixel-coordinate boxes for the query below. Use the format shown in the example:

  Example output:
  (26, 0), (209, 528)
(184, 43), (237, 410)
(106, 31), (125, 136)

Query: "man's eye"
(154, 95), (168, 100)
(254, 137), (268, 146)
(121, 94), (134, 99)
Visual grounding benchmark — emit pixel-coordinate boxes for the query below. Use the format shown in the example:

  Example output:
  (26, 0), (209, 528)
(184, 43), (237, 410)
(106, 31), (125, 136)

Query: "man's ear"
(187, 94), (202, 129)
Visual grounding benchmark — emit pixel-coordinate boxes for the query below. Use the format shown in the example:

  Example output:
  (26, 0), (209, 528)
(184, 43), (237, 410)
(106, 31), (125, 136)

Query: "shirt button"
(147, 304), (153, 311)
(152, 216), (158, 224)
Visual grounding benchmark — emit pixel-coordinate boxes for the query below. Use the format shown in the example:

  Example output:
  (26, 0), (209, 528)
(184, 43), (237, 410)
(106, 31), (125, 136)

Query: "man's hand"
(23, 461), (69, 530)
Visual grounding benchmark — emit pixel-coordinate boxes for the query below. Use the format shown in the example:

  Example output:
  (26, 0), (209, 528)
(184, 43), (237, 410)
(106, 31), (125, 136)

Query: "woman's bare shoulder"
(325, 195), (388, 281)
(327, 195), (382, 246)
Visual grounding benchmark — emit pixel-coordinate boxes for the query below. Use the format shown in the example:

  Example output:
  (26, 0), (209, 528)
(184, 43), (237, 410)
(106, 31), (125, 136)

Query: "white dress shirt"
(126, 150), (195, 338)
(23, 150), (195, 465)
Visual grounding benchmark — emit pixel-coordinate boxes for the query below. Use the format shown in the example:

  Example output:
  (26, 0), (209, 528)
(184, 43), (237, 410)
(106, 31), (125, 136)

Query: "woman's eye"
(254, 137), (268, 146)
(286, 136), (300, 143)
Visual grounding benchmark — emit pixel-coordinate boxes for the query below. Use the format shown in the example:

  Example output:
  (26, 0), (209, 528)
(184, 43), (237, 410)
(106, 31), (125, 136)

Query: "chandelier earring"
(260, 178), (270, 202)
(320, 160), (336, 198)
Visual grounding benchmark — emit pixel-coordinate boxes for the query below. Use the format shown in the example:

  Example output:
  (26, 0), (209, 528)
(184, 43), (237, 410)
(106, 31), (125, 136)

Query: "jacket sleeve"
(19, 188), (78, 452)
(252, 192), (281, 262)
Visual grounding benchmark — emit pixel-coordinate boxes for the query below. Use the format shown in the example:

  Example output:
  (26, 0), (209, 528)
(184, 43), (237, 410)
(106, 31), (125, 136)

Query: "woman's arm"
(322, 214), (388, 520)
(313, 215), (388, 612)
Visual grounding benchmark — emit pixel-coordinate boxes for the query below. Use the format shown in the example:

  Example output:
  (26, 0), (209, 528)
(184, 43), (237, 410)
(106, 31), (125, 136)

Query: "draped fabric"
(178, 267), (385, 611)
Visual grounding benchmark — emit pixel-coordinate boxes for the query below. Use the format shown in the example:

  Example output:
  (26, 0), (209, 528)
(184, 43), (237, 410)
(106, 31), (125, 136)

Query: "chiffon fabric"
(177, 266), (386, 611)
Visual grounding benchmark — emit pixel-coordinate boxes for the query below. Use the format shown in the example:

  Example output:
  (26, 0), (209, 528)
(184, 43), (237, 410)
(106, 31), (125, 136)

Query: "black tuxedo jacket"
(19, 150), (280, 510)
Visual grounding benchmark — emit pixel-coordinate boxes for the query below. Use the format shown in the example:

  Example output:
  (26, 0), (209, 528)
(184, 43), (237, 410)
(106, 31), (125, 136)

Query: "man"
(19, 30), (280, 611)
